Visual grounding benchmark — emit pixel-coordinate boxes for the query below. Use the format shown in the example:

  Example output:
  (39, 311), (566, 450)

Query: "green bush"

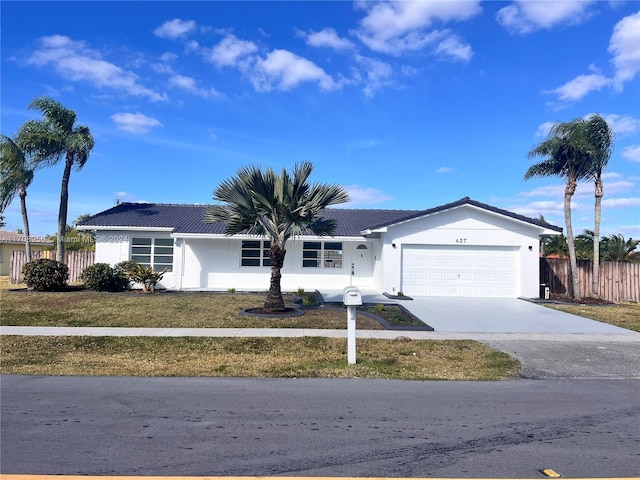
(22, 258), (69, 291)
(81, 263), (129, 292)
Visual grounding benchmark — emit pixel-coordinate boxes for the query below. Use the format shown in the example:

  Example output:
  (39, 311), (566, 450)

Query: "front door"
(352, 244), (372, 280)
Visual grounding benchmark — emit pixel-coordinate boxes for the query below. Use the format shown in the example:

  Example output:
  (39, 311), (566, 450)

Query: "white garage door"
(401, 245), (519, 297)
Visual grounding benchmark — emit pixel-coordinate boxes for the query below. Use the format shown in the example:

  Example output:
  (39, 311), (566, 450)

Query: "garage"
(401, 245), (519, 297)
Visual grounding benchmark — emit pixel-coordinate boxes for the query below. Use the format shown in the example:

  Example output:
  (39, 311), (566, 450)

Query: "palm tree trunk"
(265, 243), (286, 311)
(564, 181), (581, 300)
(592, 177), (603, 297)
(19, 184), (32, 263)
(56, 156), (73, 263)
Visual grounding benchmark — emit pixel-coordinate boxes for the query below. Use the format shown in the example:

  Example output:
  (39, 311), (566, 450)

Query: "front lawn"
(0, 290), (384, 329)
(0, 289), (520, 380)
(544, 302), (640, 332)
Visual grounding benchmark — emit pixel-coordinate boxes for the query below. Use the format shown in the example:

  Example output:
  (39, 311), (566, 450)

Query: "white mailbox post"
(343, 286), (362, 365)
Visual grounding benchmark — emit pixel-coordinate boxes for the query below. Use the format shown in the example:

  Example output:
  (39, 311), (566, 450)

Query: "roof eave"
(77, 226), (175, 232)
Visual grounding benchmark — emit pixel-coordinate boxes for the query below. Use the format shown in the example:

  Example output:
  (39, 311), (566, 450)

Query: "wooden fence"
(10, 250), (95, 284)
(540, 258), (640, 302)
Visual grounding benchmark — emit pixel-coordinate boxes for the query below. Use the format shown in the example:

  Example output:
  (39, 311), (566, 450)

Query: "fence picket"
(10, 251), (95, 284)
(540, 258), (639, 302)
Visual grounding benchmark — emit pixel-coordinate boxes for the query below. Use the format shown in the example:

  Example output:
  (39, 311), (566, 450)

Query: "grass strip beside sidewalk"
(0, 336), (519, 380)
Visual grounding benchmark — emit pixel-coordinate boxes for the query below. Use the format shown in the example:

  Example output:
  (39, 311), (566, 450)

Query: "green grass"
(0, 288), (520, 380)
(0, 290), (383, 329)
(544, 301), (640, 332)
(0, 336), (520, 380)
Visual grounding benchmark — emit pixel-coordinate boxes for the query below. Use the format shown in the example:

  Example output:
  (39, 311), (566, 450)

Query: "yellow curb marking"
(2, 476), (639, 480)
(541, 470), (561, 478)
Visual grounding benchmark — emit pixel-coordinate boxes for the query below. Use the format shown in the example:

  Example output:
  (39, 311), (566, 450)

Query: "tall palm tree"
(0, 135), (35, 261)
(580, 115), (614, 295)
(17, 97), (94, 262)
(525, 119), (591, 300)
(205, 162), (349, 311)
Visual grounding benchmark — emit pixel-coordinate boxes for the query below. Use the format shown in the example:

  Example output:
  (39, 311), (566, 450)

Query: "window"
(241, 240), (271, 267)
(303, 241), (342, 268)
(131, 237), (173, 272)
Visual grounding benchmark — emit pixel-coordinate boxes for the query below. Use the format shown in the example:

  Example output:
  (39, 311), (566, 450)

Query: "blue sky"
(2, 0), (639, 238)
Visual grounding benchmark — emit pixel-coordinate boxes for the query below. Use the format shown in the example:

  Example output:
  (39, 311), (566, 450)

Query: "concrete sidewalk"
(2, 325), (639, 342)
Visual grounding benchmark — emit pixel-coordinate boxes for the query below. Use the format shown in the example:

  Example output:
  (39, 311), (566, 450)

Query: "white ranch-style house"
(77, 197), (562, 298)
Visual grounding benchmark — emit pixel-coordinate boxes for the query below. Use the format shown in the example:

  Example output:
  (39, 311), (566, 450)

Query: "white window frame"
(131, 237), (174, 272)
(302, 241), (343, 268)
(241, 240), (271, 267)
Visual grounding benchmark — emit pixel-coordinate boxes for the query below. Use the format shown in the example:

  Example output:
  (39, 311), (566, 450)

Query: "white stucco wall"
(377, 206), (544, 298)
(93, 230), (177, 289)
(178, 237), (376, 291)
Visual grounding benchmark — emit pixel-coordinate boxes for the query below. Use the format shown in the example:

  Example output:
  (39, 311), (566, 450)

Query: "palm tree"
(525, 119), (591, 300)
(541, 233), (568, 258)
(17, 97), (94, 263)
(0, 135), (35, 261)
(580, 115), (614, 294)
(601, 234), (639, 263)
(205, 162), (349, 311)
(575, 229), (595, 260)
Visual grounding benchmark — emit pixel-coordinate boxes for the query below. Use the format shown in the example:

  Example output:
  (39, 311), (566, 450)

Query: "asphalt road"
(2, 375), (639, 478)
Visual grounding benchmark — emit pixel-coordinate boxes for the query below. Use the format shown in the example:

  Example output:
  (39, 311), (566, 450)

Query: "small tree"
(122, 262), (167, 293)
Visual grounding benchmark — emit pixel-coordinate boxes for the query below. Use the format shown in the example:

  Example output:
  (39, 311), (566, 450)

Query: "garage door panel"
(402, 245), (519, 298)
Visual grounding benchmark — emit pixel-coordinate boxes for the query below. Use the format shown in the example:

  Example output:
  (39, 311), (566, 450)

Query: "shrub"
(121, 262), (167, 293)
(81, 263), (129, 292)
(22, 258), (69, 291)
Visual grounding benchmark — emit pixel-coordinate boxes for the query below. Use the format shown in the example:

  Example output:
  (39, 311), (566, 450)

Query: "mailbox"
(343, 286), (362, 306)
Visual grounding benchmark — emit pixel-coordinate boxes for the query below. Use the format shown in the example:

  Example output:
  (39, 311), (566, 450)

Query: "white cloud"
(111, 112), (163, 134)
(113, 191), (148, 204)
(437, 167), (453, 173)
(251, 49), (338, 92)
(510, 200), (565, 219)
(159, 53), (178, 65)
(154, 19), (196, 39)
(602, 197), (640, 208)
(535, 121), (557, 138)
(400, 65), (419, 77)
(519, 185), (566, 198)
(544, 11), (640, 104)
(496, 0), (595, 35)
(355, 0), (480, 56)
(27, 35), (167, 102)
(300, 27), (355, 50)
(168, 75), (220, 98)
(208, 35), (258, 68)
(343, 185), (393, 205)
(622, 145), (640, 162)
(546, 73), (612, 102)
(602, 113), (640, 135)
(608, 11), (640, 90)
(434, 34), (473, 62)
(355, 55), (393, 97)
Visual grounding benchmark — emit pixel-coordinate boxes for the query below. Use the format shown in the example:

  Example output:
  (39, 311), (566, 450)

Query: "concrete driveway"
(401, 296), (633, 334)
(319, 290), (633, 334)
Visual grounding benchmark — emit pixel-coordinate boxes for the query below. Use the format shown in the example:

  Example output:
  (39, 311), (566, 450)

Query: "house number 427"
(456, 238), (467, 243)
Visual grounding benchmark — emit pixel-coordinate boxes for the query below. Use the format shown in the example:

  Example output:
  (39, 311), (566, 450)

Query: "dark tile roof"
(366, 197), (563, 232)
(77, 198), (561, 236)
